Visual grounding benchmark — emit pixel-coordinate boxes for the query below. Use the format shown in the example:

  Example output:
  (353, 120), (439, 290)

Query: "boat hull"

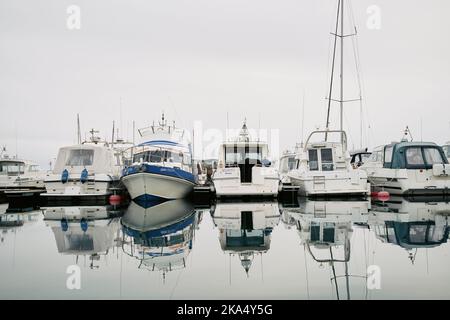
(288, 170), (370, 198)
(122, 172), (195, 201)
(43, 173), (120, 197)
(213, 167), (279, 198)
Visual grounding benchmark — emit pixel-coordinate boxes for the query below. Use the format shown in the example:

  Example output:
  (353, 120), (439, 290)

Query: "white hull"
(122, 172), (195, 200)
(44, 173), (117, 197)
(367, 168), (450, 195)
(288, 169), (370, 197)
(213, 167), (279, 197)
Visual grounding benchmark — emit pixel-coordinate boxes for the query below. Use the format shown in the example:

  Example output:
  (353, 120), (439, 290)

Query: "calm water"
(0, 196), (449, 300)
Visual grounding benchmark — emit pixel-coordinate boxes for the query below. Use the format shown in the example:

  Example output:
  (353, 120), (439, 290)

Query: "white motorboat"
(210, 201), (280, 275)
(121, 114), (196, 202)
(287, 130), (370, 197)
(285, 0), (370, 198)
(43, 130), (123, 199)
(361, 138), (450, 196)
(278, 149), (297, 185)
(212, 121), (279, 198)
(0, 147), (45, 193)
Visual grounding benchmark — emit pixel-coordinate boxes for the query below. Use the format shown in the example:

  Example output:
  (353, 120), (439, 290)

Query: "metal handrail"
(304, 130), (348, 154)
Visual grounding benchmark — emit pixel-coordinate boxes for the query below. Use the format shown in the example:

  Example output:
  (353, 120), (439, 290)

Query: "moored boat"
(121, 114), (196, 202)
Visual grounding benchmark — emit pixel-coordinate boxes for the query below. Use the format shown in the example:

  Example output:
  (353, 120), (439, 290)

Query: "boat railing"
(304, 130), (348, 154)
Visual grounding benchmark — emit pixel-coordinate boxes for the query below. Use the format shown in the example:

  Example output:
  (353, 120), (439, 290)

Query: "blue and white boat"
(121, 114), (196, 202)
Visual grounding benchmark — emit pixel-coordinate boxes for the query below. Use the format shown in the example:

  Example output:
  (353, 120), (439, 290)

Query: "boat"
(212, 121), (279, 198)
(286, 0), (370, 198)
(210, 201), (280, 275)
(288, 130), (370, 197)
(43, 129), (123, 200)
(121, 114), (196, 202)
(278, 149), (297, 185)
(361, 129), (450, 196)
(0, 147), (45, 199)
(121, 199), (201, 276)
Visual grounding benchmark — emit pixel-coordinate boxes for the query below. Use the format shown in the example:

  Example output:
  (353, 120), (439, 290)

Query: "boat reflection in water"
(43, 205), (124, 269)
(281, 199), (370, 300)
(121, 200), (202, 278)
(370, 196), (450, 263)
(210, 201), (280, 275)
(0, 205), (41, 244)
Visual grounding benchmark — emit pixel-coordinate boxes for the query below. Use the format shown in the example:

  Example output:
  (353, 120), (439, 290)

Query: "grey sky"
(1, 0), (450, 167)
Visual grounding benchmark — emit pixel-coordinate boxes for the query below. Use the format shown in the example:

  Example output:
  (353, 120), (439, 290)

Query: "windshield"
(405, 146), (446, 168)
(225, 146), (263, 166)
(66, 149), (94, 166)
(0, 161), (25, 175)
(133, 149), (184, 164)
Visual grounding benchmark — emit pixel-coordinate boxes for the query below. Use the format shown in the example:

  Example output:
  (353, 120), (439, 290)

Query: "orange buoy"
(378, 191), (390, 202)
(109, 194), (122, 205)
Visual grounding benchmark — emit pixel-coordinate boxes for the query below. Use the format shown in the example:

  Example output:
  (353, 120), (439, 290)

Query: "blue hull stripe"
(122, 164), (195, 184)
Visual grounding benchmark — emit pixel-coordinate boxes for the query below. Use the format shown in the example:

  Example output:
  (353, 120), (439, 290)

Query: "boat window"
(424, 147), (445, 165)
(308, 149), (318, 171)
(183, 153), (192, 165)
(384, 145), (393, 164)
(288, 157), (296, 170)
(225, 146), (241, 166)
(405, 147), (425, 166)
(29, 165), (40, 172)
(0, 162), (25, 175)
(66, 149), (94, 166)
(408, 225), (427, 244)
(445, 146), (450, 157)
(321, 148), (334, 171)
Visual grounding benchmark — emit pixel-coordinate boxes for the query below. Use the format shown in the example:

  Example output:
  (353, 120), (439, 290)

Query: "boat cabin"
(132, 142), (191, 167)
(52, 145), (120, 175)
(218, 142), (271, 183)
(368, 142), (448, 170)
(0, 160), (37, 176)
(279, 152), (296, 175)
(350, 149), (372, 168)
(302, 141), (348, 172)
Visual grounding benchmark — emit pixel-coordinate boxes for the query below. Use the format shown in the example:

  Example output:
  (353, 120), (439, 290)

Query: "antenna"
(226, 112), (230, 141)
(132, 120), (136, 145)
(111, 121), (115, 148)
(258, 113), (261, 142)
(15, 122), (18, 159)
(77, 114), (81, 144)
(301, 89), (306, 146)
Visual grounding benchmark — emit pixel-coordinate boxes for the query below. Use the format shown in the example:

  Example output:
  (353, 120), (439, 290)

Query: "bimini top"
(382, 141), (448, 169)
(52, 144), (117, 174)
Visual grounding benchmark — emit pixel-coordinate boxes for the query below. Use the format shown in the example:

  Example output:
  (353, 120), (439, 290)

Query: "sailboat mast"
(325, 0), (341, 141)
(339, 0), (344, 143)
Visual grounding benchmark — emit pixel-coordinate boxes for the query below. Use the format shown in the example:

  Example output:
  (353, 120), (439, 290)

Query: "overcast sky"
(1, 0), (450, 167)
